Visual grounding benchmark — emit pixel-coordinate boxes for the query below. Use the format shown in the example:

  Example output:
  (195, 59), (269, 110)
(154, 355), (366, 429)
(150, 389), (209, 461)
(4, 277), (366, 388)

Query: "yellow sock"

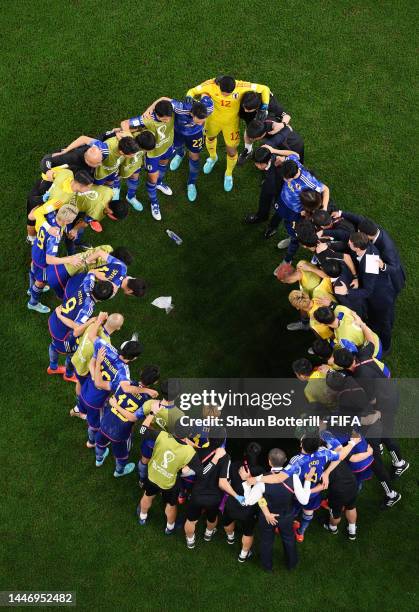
(225, 153), (238, 176)
(205, 136), (217, 159)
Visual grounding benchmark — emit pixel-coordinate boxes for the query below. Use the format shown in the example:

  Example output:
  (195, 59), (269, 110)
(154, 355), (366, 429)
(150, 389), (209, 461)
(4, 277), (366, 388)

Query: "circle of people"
(25, 75), (409, 572)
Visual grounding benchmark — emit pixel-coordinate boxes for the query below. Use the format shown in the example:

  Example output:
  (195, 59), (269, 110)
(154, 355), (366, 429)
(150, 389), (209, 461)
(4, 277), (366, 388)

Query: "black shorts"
(329, 490), (358, 519)
(144, 478), (179, 506)
(222, 503), (258, 537)
(186, 499), (220, 523)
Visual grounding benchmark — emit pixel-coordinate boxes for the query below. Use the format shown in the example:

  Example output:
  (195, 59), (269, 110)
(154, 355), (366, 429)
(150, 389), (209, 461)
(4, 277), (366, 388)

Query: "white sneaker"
(151, 203), (162, 221)
(156, 183), (173, 196)
(277, 238), (291, 249)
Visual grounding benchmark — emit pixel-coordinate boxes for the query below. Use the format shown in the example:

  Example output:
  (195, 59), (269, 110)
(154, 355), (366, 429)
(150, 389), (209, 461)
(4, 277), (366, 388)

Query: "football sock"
(29, 283), (43, 305)
(113, 177), (121, 190)
(227, 532), (235, 540)
(95, 446), (106, 460)
(175, 147), (185, 159)
(65, 356), (74, 378)
(225, 153), (238, 176)
(166, 522), (175, 530)
(205, 135), (217, 159)
(157, 162), (169, 185)
(186, 535), (195, 544)
(348, 523), (357, 535)
(115, 460), (127, 473)
(328, 523), (338, 532)
(146, 180), (158, 205)
(48, 344), (59, 369)
(389, 451), (403, 466)
(244, 142), (253, 153)
(187, 158), (200, 185)
(87, 427), (96, 444)
(138, 461), (148, 480)
(127, 176), (139, 199)
(140, 512), (148, 520)
(239, 548), (249, 558)
(298, 512), (313, 534)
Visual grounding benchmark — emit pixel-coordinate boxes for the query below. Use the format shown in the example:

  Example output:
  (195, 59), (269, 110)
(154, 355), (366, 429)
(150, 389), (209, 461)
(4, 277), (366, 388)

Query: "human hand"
(214, 447), (226, 459)
(239, 465), (250, 481)
(334, 282), (348, 296)
(331, 210), (342, 219)
(350, 278), (359, 289)
(68, 254), (84, 266)
(235, 495), (246, 506)
(48, 226), (60, 237)
(265, 512), (279, 526)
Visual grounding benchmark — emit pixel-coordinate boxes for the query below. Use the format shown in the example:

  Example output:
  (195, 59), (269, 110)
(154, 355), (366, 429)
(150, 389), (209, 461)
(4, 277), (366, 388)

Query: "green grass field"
(1, 1), (418, 610)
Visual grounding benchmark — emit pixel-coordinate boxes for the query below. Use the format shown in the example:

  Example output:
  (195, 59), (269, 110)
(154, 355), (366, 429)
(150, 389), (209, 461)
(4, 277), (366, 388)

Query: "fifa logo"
(161, 450), (175, 468)
(83, 190), (99, 200)
(156, 124), (167, 139)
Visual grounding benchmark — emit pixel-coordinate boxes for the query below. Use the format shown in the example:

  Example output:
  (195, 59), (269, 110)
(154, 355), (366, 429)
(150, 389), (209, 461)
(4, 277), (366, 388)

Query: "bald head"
(105, 313), (124, 332)
(85, 145), (103, 168)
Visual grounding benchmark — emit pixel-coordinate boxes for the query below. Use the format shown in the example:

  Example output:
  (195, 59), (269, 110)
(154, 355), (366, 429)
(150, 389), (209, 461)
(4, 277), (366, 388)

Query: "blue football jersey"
(32, 215), (62, 269)
(49, 272), (96, 341)
(280, 154), (325, 213)
(100, 382), (150, 441)
(92, 255), (127, 289)
(284, 447), (339, 486)
(171, 96), (213, 136)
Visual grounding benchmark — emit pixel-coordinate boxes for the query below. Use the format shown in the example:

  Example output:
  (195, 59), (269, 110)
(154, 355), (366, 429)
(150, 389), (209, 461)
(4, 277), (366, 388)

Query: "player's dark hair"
(326, 370), (347, 391)
(245, 441), (262, 466)
(321, 259), (342, 278)
(313, 306), (335, 325)
(300, 189), (322, 212)
(126, 277), (146, 297)
(217, 75), (236, 93)
(292, 358), (314, 377)
(350, 231), (369, 250)
(191, 101), (208, 119)
(268, 447), (287, 467)
(74, 170), (93, 186)
(119, 340), (143, 361)
(109, 199), (129, 220)
(312, 210), (332, 228)
(241, 91), (262, 111)
(301, 435), (321, 454)
(135, 130), (156, 151)
(161, 379), (180, 401)
(118, 136), (140, 155)
(282, 159), (299, 179)
(140, 364), (161, 386)
(253, 146), (271, 165)
(155, 100), (173, 118)
(92, 280), (114, 301)
(358, 218), (378, 236)
(247, 119), (266, 139)
(295, 220), (318, 247)
(311, 338), (333, 360)
(111, 246), (133, 266)
(333, 348), (356, 369)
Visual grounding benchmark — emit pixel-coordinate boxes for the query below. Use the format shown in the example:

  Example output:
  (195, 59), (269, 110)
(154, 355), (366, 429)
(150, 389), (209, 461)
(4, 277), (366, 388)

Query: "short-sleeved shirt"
(32, 216), (62, 268)
(280, 154), (325, 213)
(172, 96), (214, 136)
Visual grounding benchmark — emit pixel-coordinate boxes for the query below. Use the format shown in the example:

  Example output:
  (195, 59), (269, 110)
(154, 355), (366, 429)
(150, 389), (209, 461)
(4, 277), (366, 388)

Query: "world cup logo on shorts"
(161, 450), (175, 469)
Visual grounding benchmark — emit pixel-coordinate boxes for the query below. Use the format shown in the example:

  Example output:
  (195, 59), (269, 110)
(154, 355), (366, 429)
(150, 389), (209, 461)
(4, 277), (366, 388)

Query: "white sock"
(393, 459), (405, 468)
(240, 548), (248, 558)
(205, 528), (214, 536)
(328, 524), (338, 532)
(227, 532), (235, 540)
(244, 143), (253, 153)
(348, 523), (356, 534)
(166, 522), (175, 530)
(27, 235), (35, 243)
(140, 512), (148, 520)
(186, 535), (195, 543)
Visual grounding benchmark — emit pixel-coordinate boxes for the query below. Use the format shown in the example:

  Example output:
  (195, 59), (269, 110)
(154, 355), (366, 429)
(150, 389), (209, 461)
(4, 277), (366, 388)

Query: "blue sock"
(175, 147), (185, 159)
(157, 162), (169, 185)
(48, 344), (59, 370)
(87, 426), (96, 444)
(127, 176), (140, 199)
(188, 158), (200, 185)
(29, 283), (43, 305)
(95, 445), (107, 460)
(298, 512), (313, 534)
(65, 355), (74, 378)
(116, 459), (128, 473)
(138, 460), (148, 480)
(146, 180), (158, 206)
(28, 269), (35, 292)
(113, 176), (121, 190)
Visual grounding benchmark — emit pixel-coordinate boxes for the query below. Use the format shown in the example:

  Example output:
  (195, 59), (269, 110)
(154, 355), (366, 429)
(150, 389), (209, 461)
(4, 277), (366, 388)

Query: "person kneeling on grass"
(137, 417), (220, 535)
